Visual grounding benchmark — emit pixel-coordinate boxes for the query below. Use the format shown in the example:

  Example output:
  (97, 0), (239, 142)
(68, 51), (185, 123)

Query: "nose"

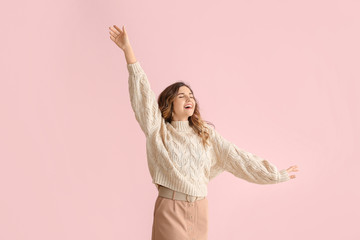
(185, 98), (194, 106)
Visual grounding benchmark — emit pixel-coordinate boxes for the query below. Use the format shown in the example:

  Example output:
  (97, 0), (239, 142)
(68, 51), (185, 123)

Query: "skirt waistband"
(157, 185), (206, 203)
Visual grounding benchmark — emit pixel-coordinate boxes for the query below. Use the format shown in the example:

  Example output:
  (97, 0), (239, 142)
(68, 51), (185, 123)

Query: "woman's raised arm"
(109, 24), (163, 137)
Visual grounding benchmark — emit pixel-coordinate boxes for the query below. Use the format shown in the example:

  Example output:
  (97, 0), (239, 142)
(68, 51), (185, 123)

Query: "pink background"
(1, 0), (359, 239)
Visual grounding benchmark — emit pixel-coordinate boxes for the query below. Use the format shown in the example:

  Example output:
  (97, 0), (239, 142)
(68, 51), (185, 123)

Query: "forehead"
(177, 86), (192, 94)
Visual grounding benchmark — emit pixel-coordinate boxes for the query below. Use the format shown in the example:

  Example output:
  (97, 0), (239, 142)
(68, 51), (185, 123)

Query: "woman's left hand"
(286, 165), (299, 179)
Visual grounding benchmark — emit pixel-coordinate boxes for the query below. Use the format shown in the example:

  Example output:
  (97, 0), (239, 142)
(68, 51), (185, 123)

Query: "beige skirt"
(151, 194), (208, 240)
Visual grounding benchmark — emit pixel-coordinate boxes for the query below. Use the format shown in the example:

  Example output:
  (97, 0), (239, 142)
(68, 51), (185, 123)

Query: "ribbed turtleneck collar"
(170, 120), (193, 132)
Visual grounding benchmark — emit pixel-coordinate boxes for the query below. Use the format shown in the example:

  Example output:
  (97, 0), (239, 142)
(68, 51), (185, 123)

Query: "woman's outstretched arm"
(109, 24), (163, 137)
(207, 124), (299, 184)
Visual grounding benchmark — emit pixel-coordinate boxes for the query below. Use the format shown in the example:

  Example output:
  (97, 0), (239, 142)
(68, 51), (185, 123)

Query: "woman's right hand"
(109, 25), (131, 51)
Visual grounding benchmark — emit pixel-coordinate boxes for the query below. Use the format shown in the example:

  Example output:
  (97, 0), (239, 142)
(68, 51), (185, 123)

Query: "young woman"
(109, 24), (299, 240)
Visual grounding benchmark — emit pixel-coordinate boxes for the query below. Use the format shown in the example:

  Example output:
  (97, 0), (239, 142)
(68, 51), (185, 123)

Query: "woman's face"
(172, 86), (196, 121)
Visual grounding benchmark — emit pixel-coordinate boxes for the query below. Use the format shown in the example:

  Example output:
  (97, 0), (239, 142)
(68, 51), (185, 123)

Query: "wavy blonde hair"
(157, 81), (215, 148)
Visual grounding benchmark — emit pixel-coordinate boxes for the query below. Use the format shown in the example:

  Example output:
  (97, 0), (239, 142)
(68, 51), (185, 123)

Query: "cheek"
(174, 100), (184, 110)
(172, 102), (180, 112)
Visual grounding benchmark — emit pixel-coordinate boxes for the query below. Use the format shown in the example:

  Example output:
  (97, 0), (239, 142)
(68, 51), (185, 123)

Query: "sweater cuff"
(277, 169), (290, 183)
(127, 61), (144, 75)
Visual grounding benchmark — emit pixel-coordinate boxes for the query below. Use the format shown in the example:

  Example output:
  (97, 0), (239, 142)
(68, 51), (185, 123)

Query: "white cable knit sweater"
(127, 61), (290, 197)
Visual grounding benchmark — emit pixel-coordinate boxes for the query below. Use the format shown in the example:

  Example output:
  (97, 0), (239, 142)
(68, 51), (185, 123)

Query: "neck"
(170, 120), (193, 132)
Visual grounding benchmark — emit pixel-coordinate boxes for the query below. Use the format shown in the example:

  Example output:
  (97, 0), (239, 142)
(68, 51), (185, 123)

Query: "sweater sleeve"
(208, 125), (290, 184)
(127, 61), (163, 137)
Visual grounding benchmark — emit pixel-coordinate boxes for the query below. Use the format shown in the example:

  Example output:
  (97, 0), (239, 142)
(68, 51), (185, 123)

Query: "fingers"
(288, 165), (299, 172)
(288, 166), (298, 180)
(109, 29), (117, 38)
(113, 25), (123, 34)
(109, 26), (120, 36)
(109, 27), (118, 43)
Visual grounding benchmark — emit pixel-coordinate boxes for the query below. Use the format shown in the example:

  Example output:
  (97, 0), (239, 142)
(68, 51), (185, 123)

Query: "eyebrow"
(177, 92), (193, 95)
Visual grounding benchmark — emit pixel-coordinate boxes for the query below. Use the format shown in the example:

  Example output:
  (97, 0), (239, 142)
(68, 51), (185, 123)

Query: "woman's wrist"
(123, 45), (137, 64)
(122, 44), (132, 52)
